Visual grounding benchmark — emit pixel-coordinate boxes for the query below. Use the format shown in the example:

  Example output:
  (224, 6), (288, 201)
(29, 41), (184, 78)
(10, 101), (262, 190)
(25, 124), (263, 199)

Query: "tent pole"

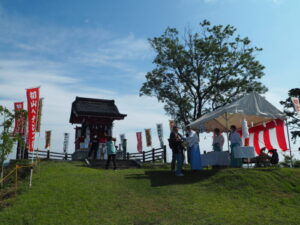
(225, 112), (230, 152)
(285, 119), (293, 167)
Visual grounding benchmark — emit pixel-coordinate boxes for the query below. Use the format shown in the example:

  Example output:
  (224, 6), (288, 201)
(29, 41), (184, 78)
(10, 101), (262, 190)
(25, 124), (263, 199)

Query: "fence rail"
(28, 149), (72, 160)
(126, 146), (167, 163)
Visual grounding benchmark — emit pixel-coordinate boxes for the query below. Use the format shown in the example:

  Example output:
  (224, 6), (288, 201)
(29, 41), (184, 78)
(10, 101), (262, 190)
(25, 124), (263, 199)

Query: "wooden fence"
(28, 149), (72, 160)
(126, 146), (167, 163)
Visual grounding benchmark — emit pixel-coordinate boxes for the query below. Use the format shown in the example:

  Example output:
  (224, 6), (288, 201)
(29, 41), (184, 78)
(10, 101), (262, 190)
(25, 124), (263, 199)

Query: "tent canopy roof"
(189, 92), (286, 132)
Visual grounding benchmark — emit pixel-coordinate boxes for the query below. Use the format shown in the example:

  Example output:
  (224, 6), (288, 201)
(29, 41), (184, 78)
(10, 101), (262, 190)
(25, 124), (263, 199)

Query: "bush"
(294, 160), (300, 168)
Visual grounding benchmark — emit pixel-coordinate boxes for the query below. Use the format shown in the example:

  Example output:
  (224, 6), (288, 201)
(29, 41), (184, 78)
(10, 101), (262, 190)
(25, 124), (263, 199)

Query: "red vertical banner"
(26, 87), (40, 152)
(136, 132), (142, 153)
(13, 102), (24, 135)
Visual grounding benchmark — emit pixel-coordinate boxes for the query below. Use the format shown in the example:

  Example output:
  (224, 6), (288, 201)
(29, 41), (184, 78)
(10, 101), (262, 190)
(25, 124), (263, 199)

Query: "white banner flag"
(156, 123), (164, 148)
(63, 133), (69, 153)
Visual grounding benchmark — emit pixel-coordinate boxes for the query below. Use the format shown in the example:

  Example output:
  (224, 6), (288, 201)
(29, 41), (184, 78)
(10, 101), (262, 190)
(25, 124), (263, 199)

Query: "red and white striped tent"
(189, 92), (289, 154)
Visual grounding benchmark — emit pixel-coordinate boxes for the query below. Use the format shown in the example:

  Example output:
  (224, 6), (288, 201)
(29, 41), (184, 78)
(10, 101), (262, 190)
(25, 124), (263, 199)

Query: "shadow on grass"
(125, 169), (220, 187)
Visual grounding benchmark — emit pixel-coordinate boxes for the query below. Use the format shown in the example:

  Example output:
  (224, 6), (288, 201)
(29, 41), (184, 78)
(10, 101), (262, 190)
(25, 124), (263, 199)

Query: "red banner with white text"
(26, 87), (40, 152)
(136, 132), (142, 153)
(13, 102), (24, 135)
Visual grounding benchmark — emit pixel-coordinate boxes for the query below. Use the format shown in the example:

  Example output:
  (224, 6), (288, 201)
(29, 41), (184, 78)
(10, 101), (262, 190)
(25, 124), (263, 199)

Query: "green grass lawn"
(1, 161), (300, 225)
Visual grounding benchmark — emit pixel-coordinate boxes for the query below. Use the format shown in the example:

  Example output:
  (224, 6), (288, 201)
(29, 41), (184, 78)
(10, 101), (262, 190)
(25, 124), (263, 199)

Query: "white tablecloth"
(201, 151), (230, 167)
(233, 146), (255, 158)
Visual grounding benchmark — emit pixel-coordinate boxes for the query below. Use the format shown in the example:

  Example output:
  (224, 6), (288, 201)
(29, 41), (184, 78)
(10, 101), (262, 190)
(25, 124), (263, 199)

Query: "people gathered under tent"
(169, 126), (185, 176)
(212, 128), (225, 152)
(186, 126), (202, 171)
(229, 125), (243, 168)
(255, 148), (279, 167)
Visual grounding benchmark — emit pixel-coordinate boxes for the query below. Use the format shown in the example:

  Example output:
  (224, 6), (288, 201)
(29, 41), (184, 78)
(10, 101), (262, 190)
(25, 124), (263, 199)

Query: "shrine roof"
(69, 97), (127, 123)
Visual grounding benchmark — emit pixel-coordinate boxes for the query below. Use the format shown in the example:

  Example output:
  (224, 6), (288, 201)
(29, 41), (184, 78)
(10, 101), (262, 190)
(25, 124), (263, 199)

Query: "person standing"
(169, 126), (185, 176)
(88, 134), (99, 160)
(99, 132), (107, 160)
(186, 126), (202, 171)
(105, 136), (117, 170)
(229, 125), (243, 168)
(212, 128), (225, 152)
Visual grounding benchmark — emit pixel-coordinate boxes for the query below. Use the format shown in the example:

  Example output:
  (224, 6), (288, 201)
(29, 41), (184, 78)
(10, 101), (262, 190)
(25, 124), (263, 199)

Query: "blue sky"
(0, 0), (299, 158)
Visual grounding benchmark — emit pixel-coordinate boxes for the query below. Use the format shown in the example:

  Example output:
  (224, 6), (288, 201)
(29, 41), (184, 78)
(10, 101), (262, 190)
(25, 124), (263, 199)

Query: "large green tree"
(280, 88), (300, 143)
(140, 20), (267, 126)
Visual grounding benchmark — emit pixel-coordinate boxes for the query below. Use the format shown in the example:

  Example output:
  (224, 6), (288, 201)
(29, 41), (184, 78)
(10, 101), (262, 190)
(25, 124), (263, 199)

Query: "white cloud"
(267, 0), (284, 4)
(0, 9), (151, 72)
(0, 57), (172, 159)
(0, 4), (162, 159)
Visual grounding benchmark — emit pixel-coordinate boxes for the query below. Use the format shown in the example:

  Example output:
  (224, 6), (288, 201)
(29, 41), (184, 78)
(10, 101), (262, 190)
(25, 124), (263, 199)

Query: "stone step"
(87, 159), (142, 169)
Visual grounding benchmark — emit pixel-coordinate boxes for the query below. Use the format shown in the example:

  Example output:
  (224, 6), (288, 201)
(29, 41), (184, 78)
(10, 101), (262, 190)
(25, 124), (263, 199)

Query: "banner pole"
(29, 150), (34, 188)
(225, 112), (230, 152)
(285, 119), (293, 167)
(35, 132), (41, 162)
(1, 112), (6, 187)
(29, 132), (35, 188)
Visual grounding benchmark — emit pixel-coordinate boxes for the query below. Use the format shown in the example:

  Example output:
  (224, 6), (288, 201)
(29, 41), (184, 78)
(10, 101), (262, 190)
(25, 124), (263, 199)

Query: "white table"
(201, 151), (230, 167)
(233, 146), (255, 158)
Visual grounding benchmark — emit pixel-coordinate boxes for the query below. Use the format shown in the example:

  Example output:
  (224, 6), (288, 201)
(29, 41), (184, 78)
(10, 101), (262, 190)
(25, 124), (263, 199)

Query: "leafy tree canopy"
(280, 88), (300, 143)
(140, 20), (267, 126)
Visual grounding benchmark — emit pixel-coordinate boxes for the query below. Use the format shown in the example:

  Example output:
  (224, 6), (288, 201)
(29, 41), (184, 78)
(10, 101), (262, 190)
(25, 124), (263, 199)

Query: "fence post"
(163, 145), (167, 163)
(152, 148), (155, 162)
(126, 152), (130, 160)
(143, 151), (145, 163)
(47, 150), (50, 159)
(64, 153), (68, 160)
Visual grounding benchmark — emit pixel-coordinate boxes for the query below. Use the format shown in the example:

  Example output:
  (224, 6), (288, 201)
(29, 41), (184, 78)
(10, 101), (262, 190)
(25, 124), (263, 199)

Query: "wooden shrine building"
(69, 97), (126, 157)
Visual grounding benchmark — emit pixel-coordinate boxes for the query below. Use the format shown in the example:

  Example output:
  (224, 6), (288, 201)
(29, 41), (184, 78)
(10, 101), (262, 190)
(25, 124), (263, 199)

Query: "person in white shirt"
(229, 125), (243, 168)
(186, 126), (202, 171)
(212, 128), (225, 151)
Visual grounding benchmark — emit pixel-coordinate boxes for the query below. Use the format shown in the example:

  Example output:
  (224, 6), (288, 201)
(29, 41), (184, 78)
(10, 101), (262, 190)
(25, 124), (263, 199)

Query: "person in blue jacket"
(105, 136), (117, 170)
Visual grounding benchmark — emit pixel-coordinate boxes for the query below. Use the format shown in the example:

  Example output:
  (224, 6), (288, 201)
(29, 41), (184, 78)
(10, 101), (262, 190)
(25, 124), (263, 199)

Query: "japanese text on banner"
(26, 87), (40, 152)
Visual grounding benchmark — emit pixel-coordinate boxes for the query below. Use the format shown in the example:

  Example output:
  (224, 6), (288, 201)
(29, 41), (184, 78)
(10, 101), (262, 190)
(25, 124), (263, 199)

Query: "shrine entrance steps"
(86, 159), (142, 169)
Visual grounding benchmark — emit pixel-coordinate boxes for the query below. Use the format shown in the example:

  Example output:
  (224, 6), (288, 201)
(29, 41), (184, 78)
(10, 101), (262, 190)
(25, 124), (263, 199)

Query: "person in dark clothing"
(269, 149), (279, 165)
(169, 126), (185, 176)
(88, 135), (99, 160)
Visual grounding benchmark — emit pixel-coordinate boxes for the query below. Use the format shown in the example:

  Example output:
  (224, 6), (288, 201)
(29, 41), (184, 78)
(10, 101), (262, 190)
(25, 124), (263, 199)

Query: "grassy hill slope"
(1, 161), (300, 225)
